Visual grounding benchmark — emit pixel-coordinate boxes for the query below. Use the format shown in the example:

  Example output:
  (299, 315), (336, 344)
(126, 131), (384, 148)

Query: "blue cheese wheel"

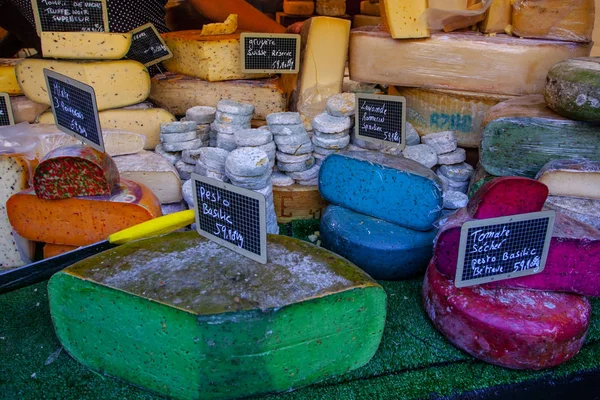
(318, 151), (443, 231)
(320, 205), (437, 280)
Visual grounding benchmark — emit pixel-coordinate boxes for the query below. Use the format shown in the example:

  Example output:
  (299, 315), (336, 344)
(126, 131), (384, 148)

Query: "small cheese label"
(126, 23), (173, 67)
(31, 0), (109, 34)
(192, 173), (267, 264)
(0, 93), (14, 126)
(44, 69), (105, 153)
(455, 211), (555, 288)
(355, 93), (406, 149)
(240, 33), (301, 74)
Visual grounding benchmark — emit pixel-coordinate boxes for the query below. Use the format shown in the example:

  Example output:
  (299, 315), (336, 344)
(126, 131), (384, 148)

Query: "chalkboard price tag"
(126, 23), (173, 67)
(355, 94), (406, 149)
(31, 0), (109, 34)
(455, 211), (555, 288)
(0, 93), (15, 126)
(44, 69), (104, 152)
(240, 33), (300, 74)
(192, 173), (267, 264)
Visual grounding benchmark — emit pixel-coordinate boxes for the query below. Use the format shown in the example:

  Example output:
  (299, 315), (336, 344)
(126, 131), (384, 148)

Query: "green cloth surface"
(1, 220), (599, 400)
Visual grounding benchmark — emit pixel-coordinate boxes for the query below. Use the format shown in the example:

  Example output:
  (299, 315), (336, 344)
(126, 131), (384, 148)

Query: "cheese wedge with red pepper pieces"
(33, 144), (120, 200)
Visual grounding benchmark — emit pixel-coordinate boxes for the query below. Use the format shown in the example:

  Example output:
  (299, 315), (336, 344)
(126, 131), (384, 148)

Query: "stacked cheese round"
(211, 100), (254, 151)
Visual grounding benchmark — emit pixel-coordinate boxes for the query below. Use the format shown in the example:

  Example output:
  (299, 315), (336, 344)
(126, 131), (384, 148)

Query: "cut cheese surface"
(0, 155), (32, 269)
(200, 14), (238, 35)
(48, 232), (386, 400)
(0, 59), (22, 95)
(291, 17), (351, 120)
(380, 0), (429, 38)
(480, 0), (511, 33)
(16, 59), (150, 111)
(321, 205), (437, 280)
(37, 108), (175, 150)
(113, 150), (182, 204)
(360, 0), (381, 15)
(11, 96), (48, 123)
(512, 0), (595, 43)
(41, 32), (132, 60)
(429, 0), (468, 9)
(349, 27), (592, 96)
(162, 31), (268, 82)
(390, 86), (514, 148)
(150, 73), (288, 119)
(423, 262), (590, 370)
(319, 151), (443, 231)
(536, 159), (600, 200)
(481, 95), (600, 178)
(7, 178), (162, 246)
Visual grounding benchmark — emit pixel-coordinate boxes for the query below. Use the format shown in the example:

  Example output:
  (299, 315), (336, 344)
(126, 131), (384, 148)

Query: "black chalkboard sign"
(355, 93), (406, 149)
(44, 69), (104, 152)
(126, 23), (172, 67)
(240, 33), (300, 74)
(0, 93), (14, 126)
(31, 0), (109, 34)
(192, 174), (267, 264)
(455, 211), (555, 288)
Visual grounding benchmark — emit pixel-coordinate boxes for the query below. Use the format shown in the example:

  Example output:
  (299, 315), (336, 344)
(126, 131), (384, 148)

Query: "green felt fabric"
(1, 220), (599, 400)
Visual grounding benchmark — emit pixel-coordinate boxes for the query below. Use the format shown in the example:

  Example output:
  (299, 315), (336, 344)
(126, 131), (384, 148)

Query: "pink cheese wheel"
(422, 262), (590, 370)
(33, 144), (119, 200)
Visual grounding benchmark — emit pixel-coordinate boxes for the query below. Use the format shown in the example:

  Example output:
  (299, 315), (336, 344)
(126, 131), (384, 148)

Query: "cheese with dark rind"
(481, 95), (600, 178)
(318, 151), (443, 231)
(544, 58), (600, 122)
(467, 177), (549, 219)
(349, 26), (592, 96)
(423, 261), (590, 370)
(33, 145), (119, 200)
(149, 73), (288, 119)
(434, 208), (600, 297)
(162, 31), (268, 82)
(7, 178), (162, 246)
(16, 59), (151, 111)
(545, 196), (600, 230)
(320, 205), (437, 280)
(512, 0), (595, 43)
(48, 232), (386, 400)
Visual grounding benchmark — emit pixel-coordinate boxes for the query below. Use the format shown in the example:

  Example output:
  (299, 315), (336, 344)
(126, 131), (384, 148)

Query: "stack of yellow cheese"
(354, 0), (594, 147)
(354, 0), (382, 28)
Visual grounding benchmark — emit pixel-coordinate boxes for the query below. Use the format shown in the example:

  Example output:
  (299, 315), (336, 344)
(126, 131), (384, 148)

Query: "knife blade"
(0, 209), (195, 295)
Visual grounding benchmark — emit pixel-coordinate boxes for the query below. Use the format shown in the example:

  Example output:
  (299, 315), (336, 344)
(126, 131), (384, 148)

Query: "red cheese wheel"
(422, 262), (590, 370)
(33, 144), (119, 200)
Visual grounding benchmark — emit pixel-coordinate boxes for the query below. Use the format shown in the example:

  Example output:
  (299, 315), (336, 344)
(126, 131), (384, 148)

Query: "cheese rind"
(353, 14), (382, 28)
(512, 0), (595, 43)
(43, 243), (77, 259)
(479, 0), (511, 33)
(37, 108), (175, 150)
(545, 196), (600, 230)
(360, 0), (381, 15)
(11, 96), (49, 123)
(0, 59), (22, 95)
(7, 178), (162, 246)
(16, 59), (151, 111)
(162, 31), (268, 82)
(380, 0), (429, 38)
(150, 74), (288, 119)
(283, 1), (315, 15)
(113, 150), (182, 204)
(391, 86), (514, 148)
(321, 205), (437, 280)
(319, 151), (443, 231)
(48, 232), (386, 400)
(536, 159), (600, 200)
(41, 32), (132, 60)
(349, 27), (592, 96)
(316, 0), (346, 16)
(290, 17), (351, 120)
(423, 262), (590, 370)
(481, 95), (600, 178)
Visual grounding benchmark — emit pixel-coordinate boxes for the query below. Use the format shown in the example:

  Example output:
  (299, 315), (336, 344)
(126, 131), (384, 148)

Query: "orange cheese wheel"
(43, 243), (78, 259)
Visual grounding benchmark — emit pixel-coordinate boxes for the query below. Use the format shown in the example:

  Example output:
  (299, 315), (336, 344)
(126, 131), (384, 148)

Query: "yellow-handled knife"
(0, 210), (195, 295)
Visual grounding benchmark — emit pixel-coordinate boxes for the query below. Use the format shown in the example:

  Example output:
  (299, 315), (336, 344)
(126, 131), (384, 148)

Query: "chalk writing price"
(126, 23), (172, 66)
(0, 93), (13, 126)
(356, 94), (406, 148)
(241, 33), (300, 74)
(32, 0), (108, 33)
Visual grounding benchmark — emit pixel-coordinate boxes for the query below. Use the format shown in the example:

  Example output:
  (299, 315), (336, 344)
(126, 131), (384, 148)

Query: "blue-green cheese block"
(481, 95), (600, 178)
(48, 232), (386, 400)
(320, 205), (437, 280)
(318, 151), (443, 231)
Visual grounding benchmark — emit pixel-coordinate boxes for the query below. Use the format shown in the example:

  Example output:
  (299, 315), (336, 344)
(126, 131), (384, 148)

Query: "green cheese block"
(48, 232), (386, 400)
(467, 163), (496, 198)
(545, 58), (600, 122)
(480, 95), (600, 178)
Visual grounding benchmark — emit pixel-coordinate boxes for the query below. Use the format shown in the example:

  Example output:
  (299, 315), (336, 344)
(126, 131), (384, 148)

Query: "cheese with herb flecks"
(41, 32), (132, 60)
